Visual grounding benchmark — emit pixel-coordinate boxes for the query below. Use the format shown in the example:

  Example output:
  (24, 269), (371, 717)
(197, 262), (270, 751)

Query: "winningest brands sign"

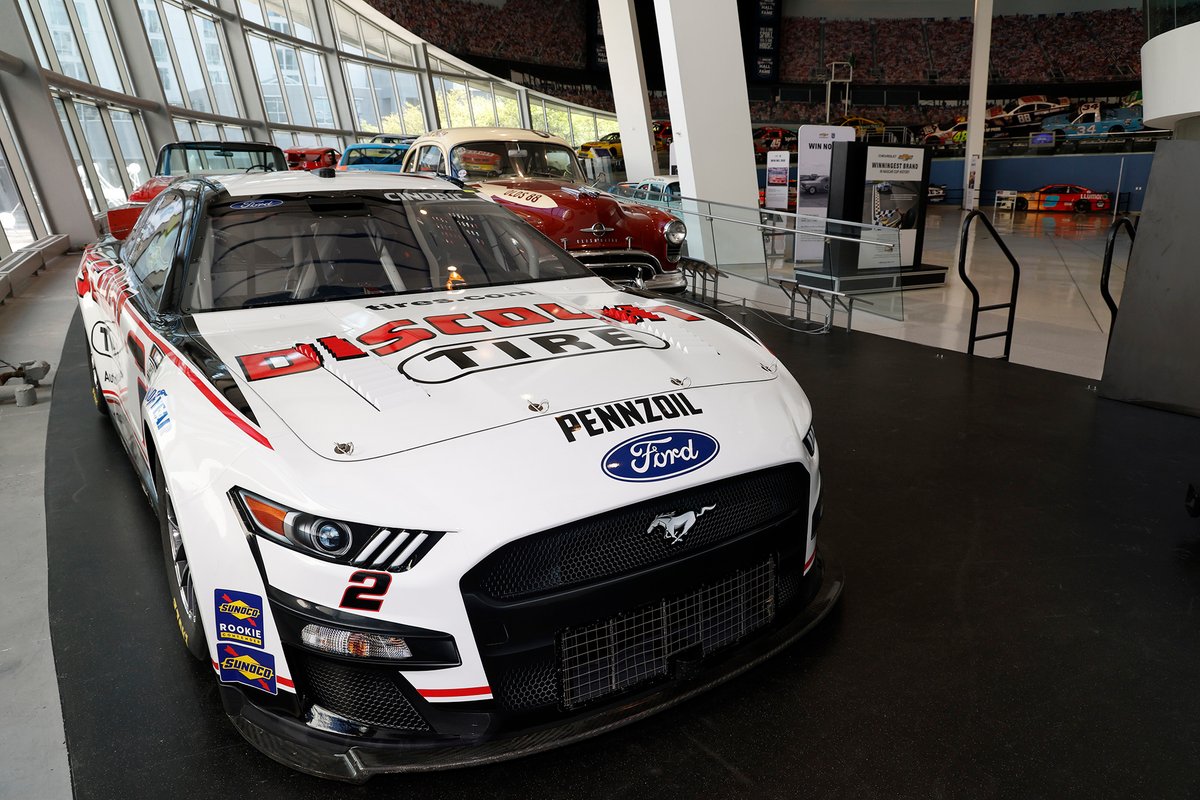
(865, 146), (925, 181)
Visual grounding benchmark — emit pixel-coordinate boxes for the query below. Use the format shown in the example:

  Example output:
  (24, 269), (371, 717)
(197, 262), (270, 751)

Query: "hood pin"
(333, 442), (354, 455)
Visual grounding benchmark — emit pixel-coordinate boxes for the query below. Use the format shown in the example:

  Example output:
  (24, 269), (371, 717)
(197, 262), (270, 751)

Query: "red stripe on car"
(417, 685), (492, 698)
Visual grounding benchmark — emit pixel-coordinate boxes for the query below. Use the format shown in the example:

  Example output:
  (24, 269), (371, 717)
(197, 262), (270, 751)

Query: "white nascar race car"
(77, 169), (841, 781)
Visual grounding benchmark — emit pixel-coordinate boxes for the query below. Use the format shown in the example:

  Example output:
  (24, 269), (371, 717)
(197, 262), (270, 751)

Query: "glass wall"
(1146, 0), (1200, 39)
(0, 101), (46, 253)
(7, 0), (621, 245)
(345, 61), (425, 136)
(139, 0), (241, 117)
(52, 97), (153, 213)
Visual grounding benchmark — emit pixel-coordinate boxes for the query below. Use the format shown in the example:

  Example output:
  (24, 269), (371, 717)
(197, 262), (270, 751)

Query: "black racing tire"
(85, 334), (109, 417)
(1074, 199), (1091, 213)
(1015, 197), (1029, 211)
(805, 186), (817, 195)
(156, 457), (207, 661)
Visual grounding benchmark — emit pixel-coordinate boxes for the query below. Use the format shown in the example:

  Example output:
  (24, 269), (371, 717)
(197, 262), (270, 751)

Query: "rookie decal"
(218, 644), (276, 694)
(215, 589), (264, 648)
(602, 430), (720, 482)
(555, 392), (703, 442)
(400, 325), (669, 384)
(229, 199), (283, 210)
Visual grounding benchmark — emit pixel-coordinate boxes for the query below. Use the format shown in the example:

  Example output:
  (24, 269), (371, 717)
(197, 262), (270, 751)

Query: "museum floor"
(8, 207), (1199, 800)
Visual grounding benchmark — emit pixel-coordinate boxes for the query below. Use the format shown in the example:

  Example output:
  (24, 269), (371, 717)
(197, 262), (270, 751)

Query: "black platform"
(47, 311), (1200, 798)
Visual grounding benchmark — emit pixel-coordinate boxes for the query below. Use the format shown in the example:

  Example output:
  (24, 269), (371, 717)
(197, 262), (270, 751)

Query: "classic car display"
(576, 131), (624, 166)
(611, 175), (681, 207)
(76, 169), (840, 781)
(1015, 183), (1111, 212)
(402, 127), (692, 292)
(106, 141), (287, 238)
(369, 133), (418, 146)
(985, 95), (1072, 133)
(285, 147), (340, 171)
(1040, 102), (1144, 139)
(336, 143), (411, 172)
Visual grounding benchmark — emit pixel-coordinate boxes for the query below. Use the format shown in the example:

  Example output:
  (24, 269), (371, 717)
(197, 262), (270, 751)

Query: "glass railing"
(605, 186), (906, 322)
(1147, 0), (1200, 40)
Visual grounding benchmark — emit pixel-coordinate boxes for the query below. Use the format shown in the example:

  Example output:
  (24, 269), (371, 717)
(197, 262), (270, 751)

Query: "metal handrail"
(957, 209), (1022, 359)
(1100, 216), (1137, 345)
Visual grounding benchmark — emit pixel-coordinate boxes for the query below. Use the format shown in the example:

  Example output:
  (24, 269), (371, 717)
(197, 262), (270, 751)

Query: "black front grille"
(560, 559), (776, 709)
(300, 653), (430, 731)
(470, 464), (806, 601)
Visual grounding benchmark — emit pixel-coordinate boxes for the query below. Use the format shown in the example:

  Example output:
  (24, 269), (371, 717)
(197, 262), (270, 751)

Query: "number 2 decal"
(339, 571), (392, 612)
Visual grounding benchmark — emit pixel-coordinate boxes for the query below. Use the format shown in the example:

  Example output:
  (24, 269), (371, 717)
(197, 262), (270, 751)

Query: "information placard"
(764, 150), (790, 210)
(795, 125), (855, 260)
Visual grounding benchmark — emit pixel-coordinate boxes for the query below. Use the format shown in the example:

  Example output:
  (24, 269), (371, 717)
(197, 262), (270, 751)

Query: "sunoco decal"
(229, 199), (283, 210)
(556, 392), (702, 442)
(602, 429), (719, 482)
(218, 643), (276, 694)
(215, 589), (264, 648)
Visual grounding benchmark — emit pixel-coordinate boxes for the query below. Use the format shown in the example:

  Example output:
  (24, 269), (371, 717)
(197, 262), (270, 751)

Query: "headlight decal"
(232, 488), (445, 572)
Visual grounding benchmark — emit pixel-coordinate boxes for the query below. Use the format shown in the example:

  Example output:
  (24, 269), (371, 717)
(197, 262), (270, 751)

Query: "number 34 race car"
(77, 170), (841, 781)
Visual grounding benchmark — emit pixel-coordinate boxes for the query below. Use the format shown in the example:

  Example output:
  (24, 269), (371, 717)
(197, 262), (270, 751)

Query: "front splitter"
(226, 546), (845, 783)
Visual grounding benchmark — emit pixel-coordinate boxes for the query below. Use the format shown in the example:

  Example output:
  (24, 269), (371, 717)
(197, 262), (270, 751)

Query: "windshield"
(343, 147), (406, 166)
(449, 141), (584, 182)
(158, 145), (285, 177)
(181, 191), (593, 312)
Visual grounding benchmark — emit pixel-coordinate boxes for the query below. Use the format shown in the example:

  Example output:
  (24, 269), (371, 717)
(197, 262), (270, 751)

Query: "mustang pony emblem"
(648, 505), (716, 545)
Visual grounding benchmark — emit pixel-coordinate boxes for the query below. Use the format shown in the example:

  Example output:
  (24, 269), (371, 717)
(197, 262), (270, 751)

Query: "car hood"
(473, 179), (673, 249)
(189, 278), (779, 461)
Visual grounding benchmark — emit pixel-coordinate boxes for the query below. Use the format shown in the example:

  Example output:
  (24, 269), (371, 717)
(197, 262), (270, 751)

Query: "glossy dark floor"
(48, 311), (1200, 799)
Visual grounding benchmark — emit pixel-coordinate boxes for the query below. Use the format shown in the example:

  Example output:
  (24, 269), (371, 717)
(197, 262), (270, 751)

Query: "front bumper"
(223, 496), (841, 781)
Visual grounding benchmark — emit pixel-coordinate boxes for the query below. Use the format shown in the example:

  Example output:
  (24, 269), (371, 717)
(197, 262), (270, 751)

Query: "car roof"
(203, 170), (461, 197)
(410, 127), (571, 149)
(343, 142), (409, 152)
(161, 140), (281, 152)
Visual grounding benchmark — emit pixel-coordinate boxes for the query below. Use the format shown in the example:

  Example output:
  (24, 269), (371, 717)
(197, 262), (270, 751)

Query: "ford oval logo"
(602, 430), (719, 483)
(229, 198), (283, 210)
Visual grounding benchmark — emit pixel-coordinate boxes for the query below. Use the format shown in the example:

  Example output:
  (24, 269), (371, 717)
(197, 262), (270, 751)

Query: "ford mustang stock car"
(403, 127), (692, 292)
(77, 170), (842, 781)
(1015, 183), (1111, 212)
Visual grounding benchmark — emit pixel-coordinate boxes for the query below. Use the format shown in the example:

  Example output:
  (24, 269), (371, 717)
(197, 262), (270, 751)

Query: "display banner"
(864, 146), (925, 181)
(795, 125), (856, 260)
(764, 150), (790, 210)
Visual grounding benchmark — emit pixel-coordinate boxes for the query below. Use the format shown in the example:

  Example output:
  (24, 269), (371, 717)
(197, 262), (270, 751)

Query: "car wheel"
(1109, 126), (1124, 134)
(1074, 200), (1091, 213)
(805, 186), (817, 194)
(85, 337), (109, 418)
(1015, 197), (1029, 211)
(156, 457), (207, 661)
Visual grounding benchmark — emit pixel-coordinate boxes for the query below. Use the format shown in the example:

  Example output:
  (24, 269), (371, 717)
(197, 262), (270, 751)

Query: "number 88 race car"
(78, 169), (841, 781)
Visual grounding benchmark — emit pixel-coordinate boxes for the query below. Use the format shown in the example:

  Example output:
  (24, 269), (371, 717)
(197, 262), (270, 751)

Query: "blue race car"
(336, 142), (411, 172)
(1041, 103), (1144, 139)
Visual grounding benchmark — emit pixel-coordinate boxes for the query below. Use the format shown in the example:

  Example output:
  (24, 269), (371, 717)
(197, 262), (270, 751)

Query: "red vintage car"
(106, 142), (286, 238)
(285, 146), (340, 171)
(402, 128), (691, 292)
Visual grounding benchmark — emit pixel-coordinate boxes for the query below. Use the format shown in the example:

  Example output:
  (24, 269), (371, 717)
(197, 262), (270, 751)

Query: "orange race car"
(1015, 184), (1111, 213)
